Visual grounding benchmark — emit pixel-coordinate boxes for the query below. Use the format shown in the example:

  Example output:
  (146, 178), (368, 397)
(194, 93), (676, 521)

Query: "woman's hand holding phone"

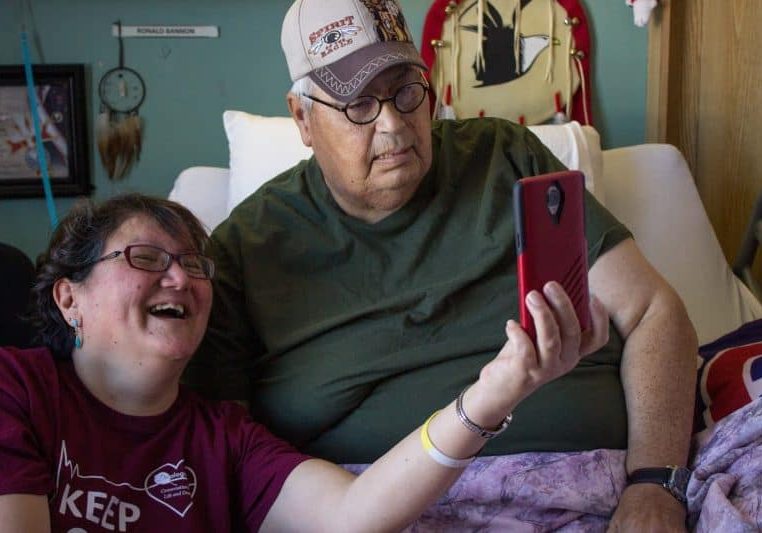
(466, 171), (612, 420)
(472, 281), (610, 416)
(523, 282), (610, 359)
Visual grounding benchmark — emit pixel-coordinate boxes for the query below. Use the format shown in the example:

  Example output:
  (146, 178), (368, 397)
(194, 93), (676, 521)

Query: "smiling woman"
(32, 194), (211, 361)
(0, 193), (312, 531)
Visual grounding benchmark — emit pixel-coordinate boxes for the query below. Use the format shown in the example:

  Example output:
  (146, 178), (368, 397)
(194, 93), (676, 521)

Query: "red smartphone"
(514, 169), (590, 341)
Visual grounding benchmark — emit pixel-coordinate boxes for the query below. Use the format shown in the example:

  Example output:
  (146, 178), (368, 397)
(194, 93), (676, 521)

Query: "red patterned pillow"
(694, 319), (762, 435)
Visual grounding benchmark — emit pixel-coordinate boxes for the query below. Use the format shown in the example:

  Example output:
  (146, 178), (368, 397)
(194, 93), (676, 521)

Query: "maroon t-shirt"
(0, 346), (310, 532)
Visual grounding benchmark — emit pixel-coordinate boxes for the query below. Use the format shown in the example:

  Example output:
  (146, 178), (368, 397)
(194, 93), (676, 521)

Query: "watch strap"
(628, 466), (690, 504)
(629, 467), (674, 484)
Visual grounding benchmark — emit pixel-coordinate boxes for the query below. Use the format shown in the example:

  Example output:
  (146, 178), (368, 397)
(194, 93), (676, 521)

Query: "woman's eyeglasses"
(302, 81), (429, 125)
(87, 244), (215, 280)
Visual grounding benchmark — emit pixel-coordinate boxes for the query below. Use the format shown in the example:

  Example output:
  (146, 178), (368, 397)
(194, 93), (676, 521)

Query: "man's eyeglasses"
(302, 81), (429, 125)
(87, 244), (215, 280)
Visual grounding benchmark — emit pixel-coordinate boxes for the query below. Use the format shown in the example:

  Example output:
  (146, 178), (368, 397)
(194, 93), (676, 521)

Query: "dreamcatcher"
(96, 21), (146, 180)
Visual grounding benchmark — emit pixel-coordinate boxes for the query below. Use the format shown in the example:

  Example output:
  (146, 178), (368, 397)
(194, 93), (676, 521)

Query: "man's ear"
(53, 278), (77, 317)
(287, 92), (313, 148)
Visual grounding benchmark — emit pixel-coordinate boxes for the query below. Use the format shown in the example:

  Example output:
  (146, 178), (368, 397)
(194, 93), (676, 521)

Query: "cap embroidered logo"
(308, 17), (362, 57)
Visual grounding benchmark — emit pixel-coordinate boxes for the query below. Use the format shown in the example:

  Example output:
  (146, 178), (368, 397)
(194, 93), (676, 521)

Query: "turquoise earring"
(70, 318), (82, 349)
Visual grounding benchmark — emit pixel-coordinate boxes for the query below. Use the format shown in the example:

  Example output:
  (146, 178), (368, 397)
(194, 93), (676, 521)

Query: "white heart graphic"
(144, 460), (197, 517)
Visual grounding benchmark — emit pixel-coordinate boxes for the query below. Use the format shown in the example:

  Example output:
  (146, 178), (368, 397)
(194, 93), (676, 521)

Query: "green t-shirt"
(187, 118), (632, 463)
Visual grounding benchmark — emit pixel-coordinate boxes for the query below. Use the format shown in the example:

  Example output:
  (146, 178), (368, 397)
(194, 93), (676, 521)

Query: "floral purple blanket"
(343, 397), (762, 532)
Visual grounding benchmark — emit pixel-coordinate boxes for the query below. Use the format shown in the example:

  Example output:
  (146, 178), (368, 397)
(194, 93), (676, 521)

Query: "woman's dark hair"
(31, 193), (210, 358)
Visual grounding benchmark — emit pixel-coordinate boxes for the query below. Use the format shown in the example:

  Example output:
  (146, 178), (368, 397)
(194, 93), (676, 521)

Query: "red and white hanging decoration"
(421, 0), (593, 126)
(626, 0), (658, 28)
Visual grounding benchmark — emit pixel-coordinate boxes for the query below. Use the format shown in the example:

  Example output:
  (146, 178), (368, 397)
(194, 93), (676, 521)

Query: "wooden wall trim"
(646, 0), (671, 143)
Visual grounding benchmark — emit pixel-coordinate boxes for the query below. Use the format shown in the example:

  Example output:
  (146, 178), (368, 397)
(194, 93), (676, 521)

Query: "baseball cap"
(281, 0), (427, 103)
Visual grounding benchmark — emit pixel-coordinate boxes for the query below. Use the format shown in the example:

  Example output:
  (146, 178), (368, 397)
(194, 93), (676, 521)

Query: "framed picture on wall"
(0, 64), (91, 198)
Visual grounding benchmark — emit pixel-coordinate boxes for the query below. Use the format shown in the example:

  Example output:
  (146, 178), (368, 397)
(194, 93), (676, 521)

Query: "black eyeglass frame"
(86, 244), (215, 280)
(302, 80), (430, 125)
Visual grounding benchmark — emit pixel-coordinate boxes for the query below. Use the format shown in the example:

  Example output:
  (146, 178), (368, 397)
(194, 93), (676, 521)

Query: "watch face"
(99, 67), (145, 113)
(669, 467), (691, 502)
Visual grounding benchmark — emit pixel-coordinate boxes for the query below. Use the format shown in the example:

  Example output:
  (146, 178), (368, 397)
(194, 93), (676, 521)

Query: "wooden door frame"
(644, 0), (700, 174)
(645, 0), (672, 143)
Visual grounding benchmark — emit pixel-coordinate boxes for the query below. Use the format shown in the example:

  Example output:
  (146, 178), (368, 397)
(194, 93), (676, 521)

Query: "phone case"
(514, 170), (590, 340)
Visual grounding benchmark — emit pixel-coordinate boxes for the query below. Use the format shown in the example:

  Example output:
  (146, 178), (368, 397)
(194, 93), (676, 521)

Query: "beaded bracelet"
(419, 411), (475, 469)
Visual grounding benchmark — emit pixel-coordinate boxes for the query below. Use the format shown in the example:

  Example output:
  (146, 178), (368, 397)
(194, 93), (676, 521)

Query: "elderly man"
(188, 0), (697, 529)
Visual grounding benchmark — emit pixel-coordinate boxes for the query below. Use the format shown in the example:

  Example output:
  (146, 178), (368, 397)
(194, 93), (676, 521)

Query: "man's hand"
(608, 483), (687, 532)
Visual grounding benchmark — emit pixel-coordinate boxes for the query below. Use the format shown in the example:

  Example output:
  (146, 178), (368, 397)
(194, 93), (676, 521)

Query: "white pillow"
(224, 111), (313, 213)
(224, 110), (604, 212)
(528, 121), (604, 204)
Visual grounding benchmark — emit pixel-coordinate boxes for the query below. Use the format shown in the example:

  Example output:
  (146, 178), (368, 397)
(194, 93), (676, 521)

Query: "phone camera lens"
(547, 185), (561, 214)
(546, 182), (565, 222)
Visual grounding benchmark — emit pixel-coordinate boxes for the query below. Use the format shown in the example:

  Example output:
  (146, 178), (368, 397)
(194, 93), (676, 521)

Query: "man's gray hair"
(290, 76), (316, 111)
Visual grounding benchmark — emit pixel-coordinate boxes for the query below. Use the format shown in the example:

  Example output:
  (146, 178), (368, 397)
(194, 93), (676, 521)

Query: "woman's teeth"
(149, 303), (186, 318)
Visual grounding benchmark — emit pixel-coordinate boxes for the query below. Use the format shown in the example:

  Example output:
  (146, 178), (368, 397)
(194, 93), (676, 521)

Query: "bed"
(170, 112), (762, 530)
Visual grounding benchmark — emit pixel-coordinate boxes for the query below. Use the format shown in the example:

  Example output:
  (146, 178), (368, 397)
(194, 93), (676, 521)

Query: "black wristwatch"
(628, 466), (691, 505)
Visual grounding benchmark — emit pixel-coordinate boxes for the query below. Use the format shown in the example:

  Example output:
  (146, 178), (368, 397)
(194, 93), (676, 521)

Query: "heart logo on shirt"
(144, 460), (197, 517)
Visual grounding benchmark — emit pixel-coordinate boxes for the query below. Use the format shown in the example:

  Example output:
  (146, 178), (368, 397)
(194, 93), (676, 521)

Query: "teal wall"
(0, 0), (648, 261)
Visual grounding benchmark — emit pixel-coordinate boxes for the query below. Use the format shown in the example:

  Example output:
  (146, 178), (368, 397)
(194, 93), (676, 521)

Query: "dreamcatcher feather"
(96, 110), (142, 180)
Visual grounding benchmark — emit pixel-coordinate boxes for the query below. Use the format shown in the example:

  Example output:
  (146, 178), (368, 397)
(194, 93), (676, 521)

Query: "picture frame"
(0, 64), (91, 198)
